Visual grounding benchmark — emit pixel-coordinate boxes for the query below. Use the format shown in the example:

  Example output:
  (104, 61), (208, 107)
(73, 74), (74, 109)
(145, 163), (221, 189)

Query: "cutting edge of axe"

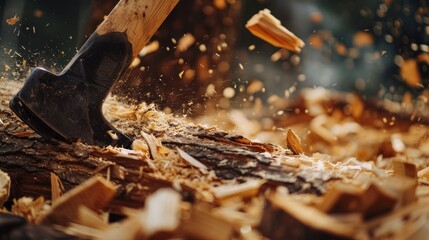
(10, 0), (180, 147)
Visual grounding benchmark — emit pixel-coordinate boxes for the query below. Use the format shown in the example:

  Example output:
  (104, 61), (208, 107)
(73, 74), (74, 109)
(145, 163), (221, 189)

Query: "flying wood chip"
(5, 15), (19, 26)
(246, 9), (305, 53)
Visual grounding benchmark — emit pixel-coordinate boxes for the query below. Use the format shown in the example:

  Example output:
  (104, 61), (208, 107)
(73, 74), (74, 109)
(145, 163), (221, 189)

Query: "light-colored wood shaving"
(50, 172), (65, 204)
(106, 146), (148, 160)
(41, 176), (116, 226)
(131, 139), (149, 153)
(74, 205), (110, 230)
(141, 131), (176, 161)
(181, 204), (234, 240)
(212, 180), (266, 200)
(246, 9), (305, 52)
(11, 196), (50, 224)
(0, 169), (11, 206)
(177, 147), (208, 173)
(286, 128), (304, 155)
(144, 188), (181, 237)
(138, 40), (160, 57)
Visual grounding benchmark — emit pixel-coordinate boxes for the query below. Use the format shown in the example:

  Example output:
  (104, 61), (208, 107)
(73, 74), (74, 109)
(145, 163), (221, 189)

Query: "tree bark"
(0, 79), (328, 210)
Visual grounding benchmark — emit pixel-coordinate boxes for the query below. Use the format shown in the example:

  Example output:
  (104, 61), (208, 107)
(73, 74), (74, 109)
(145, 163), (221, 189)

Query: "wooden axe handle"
(96, 0), (180, 57)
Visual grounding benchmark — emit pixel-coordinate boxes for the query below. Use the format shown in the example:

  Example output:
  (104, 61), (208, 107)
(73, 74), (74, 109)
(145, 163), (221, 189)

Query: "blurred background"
(0, 0), (428, 114)
(0, 0), (89, 70)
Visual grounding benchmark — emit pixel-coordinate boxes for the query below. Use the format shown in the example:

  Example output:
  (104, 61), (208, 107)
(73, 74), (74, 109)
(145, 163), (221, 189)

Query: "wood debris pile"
(103, 100), (329, 198)
(278, 88), (429, 162)
(0, 85), (428, 239)
(190, 86), (429, 239)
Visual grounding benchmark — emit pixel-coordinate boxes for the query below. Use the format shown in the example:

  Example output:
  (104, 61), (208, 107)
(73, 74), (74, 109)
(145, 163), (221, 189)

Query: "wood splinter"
(41, 176), (116, 226)
(246, 8), (305, 53)
(286, 128), (305, 155)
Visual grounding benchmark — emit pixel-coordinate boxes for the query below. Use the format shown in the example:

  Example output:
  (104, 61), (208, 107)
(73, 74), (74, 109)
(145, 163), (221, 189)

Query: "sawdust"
(103, 101), (221, 201)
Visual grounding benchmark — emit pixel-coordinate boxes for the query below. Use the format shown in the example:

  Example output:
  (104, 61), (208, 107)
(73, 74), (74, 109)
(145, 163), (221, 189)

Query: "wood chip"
(418, 167), (429, 183)
(5, 15), (19, 25)
(246, 79), (264, 95)
(0, 169), (11, 206)
(260, 193), (361, 239)
(181, 205), (234, 240)
(212, 180), (265, 200)
(41, 176), (116, 226)
(129, 57), (141, 69)
(392, 160), (417, 179)
(11, 197), (49, 224)
(65, 189), (181, 240)
(138, 40), (160, 57)
(50, 172), (65, 204)
(318, 182), (363, 214)
(360, 182), (398, 219)
(141, 131), (174, 161)
(177, 147), (208, 173)
(132, 139), (149, 153)
(144, 188), (181, 237)
(391, 134), (406, 153)
(383, 176), (417, 206)
(246, 9), (305, 52)
(286, 128), (304, 155)
(74, 205), (109, 230)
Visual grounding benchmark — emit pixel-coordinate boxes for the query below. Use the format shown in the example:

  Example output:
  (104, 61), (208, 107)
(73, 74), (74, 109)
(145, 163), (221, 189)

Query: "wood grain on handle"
(96, 0), (180, 57)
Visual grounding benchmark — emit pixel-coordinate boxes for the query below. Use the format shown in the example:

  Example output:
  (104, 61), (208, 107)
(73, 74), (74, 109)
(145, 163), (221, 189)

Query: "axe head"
(10, 32), (133, 148)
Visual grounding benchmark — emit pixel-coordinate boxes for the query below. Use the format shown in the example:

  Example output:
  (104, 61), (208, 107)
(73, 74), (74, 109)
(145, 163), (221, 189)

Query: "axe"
(10, 0), (180, 148)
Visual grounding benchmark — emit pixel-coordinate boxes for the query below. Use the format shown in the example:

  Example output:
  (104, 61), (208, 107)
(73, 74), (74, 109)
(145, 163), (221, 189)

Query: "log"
(0, 79), (329, 210)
